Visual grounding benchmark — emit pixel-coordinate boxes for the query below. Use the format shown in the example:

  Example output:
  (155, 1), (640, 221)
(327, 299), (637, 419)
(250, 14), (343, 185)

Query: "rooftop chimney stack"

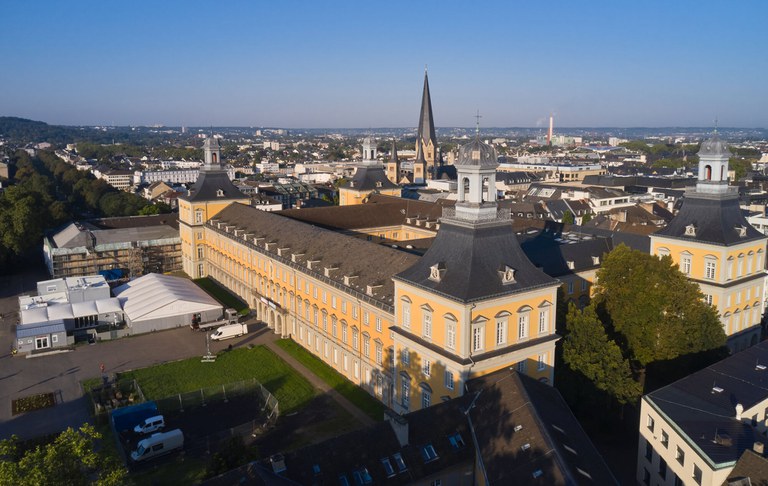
(547, 114), (554, 146)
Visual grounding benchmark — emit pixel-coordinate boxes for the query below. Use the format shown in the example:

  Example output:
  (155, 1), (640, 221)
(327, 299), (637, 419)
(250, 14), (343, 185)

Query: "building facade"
(338, 138), (401, 206)
(184, 137), (561, 412)
(650, 133), (767, 353)
(178, 137), (250, 278)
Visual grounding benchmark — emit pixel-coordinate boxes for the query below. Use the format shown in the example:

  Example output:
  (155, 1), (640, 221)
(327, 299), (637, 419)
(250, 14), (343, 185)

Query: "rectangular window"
(423, 312), (432, 338)
(421, 390), (431, 409)
(675, 446), (684, 466)
(581, 279), (588, 291)
(363, 336), (370, 357)
(341, 300), (347, 314)
(682, 256), (692, 275)
(659, 458), (667, 480)
(402, 303), (410, 328)
(333, 348), (338, 364)
(472, 326), (483, 352)
(376, 317), (382, 333)
(704, 294), (713, 306)
(352, 329), (359, 350)
(342, 324), (348, 343)
(705, 261), (716, 280)
(375, 343), (382, 365)
(401, 380), (410, 409)
(353, 306), (358, 319)
(423, 359), (431, 377)
(444, 371), (454, 390)
(537, 353), (547, 371)
(647, 415), (655, 432)
(539, 309), (548, 334)
(331, 296), (337, 309)
(693, 465), (702, 485)
(446, 320), (456, 350)
(364, 312), (370, 326)
(518, 314), (529, 339)
(343, 354), (348, 371)
(496, 319), (507, 345)
(313, 286), (318, 299)
(567, 281), (574, 294)
(516, 360), (527, 374)
(645, 440), (653, 461)
(661, 430), (669, 448)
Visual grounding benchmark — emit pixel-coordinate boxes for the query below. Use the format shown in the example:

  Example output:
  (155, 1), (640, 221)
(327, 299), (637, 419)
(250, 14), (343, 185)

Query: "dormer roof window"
(429, 262), (446, 282)
(685, 224), (697, 237)
(499, 265), (516, 284)
(216, 189), (224, 197)
(736, 225), (747, 238)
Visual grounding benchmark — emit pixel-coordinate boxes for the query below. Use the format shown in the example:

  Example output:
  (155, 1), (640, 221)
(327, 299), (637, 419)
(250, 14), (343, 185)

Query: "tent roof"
(113, 274), (222, 322)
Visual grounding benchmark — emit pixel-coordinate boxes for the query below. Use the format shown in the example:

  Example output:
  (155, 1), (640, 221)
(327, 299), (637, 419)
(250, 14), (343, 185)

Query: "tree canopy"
(563, 303), (642, 405)
(592, 244), (726, 366)
(0, 424), (126, 486)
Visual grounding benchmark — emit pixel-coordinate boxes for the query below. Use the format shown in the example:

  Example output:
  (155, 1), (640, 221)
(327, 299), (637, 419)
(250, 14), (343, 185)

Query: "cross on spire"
(474, 110), (482, 135)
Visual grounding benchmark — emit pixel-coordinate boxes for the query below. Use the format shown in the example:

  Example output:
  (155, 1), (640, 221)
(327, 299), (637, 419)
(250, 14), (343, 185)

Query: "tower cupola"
(203, 136), (222, 171)
(452, 137), (499, 222)
(696, 131), (731, 194)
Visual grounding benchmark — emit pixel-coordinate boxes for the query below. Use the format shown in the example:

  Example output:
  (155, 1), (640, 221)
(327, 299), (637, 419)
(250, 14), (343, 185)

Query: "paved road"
(0, 272), (374, 439)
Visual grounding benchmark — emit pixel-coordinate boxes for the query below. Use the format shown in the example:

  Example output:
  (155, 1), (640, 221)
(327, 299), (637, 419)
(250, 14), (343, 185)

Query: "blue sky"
(1, 0), (766, 127)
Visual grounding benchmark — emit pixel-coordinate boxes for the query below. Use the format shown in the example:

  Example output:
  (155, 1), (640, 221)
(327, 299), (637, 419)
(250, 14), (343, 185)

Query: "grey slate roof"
(417, 71), (437, 147)
(699, 132), (731, 157)
(654, 193), (765, 245)
(181, 169), (247, 202)
(646, 340), (768, 467)
(339, 166), (400, 192)
(395, 220), (559, 303)
(455, 137), (498, 168)
(521, 234), (613, 277)
(210, 203), (419, 308)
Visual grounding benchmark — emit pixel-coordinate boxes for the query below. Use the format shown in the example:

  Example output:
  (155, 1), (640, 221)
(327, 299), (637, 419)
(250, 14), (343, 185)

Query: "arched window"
(705, 165), (712, 180)
(444, 314), (457, 350)
(421, 304), (433, 339)
(517, 305), (533, 340)
(495, 311), (510, 346)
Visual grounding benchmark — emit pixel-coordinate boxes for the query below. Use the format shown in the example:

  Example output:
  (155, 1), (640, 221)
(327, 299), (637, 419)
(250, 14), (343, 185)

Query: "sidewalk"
(265, 340), (376, 427)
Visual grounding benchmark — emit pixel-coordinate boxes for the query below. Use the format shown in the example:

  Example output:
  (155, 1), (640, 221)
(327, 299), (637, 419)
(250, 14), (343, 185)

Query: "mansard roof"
(653, 192), (764, 246)
(339, 166), (400, 192)
(395, 219), (559, 303)
(181, 170), (247, 203)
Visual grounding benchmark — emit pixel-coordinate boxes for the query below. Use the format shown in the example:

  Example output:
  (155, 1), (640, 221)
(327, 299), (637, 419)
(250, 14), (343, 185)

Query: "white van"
(210, 323), (247, 341)
(133, 415), (165, 434)
(130, 429), (184, 462)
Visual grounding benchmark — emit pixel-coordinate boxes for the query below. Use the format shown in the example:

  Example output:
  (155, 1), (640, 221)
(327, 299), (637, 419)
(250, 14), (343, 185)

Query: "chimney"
(735, 403), (744, 421)
(547, 114), (553, 145)
(385, 409), (409, 447)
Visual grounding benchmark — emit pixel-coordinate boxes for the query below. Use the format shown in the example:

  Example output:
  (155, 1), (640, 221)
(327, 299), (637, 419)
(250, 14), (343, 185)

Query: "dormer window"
(736, 225), (747, 238)
(685, 224), (696, 237)
(429, 263), (446, 282)
(216, 189), (224, 197)
(376, 181), (382, 188)
(567, 261), (575, 270)
(591, 256), (600, 265)
(499, 265), (516, 284)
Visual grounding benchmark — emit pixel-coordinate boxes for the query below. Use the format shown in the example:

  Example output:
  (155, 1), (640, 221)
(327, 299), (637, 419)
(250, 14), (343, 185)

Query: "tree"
(581, 212), (592, 224)
(0, 424), (126, 486)
(592, 244), (726, 367)
(562, 210), (574, 225)
(563, 303), (642, 405)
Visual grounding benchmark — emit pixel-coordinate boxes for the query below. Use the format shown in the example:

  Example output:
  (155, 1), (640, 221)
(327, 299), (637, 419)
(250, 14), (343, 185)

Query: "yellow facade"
(339, 186), (400, 206)
(650, 236), (765, 352)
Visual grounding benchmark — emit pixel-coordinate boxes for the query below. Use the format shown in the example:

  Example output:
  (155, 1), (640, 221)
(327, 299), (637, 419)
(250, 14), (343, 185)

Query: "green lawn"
(193, 277), (249, 315)
(276, 339), (386, 421)
(117, 346), (315, 413)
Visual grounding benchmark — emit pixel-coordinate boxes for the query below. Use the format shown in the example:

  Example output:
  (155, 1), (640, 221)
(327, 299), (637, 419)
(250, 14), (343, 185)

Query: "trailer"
(190, 308), (239, 331)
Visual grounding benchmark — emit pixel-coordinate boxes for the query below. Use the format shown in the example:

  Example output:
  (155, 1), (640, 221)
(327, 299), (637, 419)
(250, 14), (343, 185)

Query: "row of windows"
(400, 298), (552, 352)
(658, 248), (764, 281)
(645, 416), (702, 485)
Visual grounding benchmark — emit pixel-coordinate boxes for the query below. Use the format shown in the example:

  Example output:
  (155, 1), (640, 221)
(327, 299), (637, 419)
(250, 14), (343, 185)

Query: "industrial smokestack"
(547, 114), (553, 146)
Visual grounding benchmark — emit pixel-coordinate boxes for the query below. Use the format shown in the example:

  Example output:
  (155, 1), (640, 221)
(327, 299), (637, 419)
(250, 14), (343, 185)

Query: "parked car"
(134, 415), (165, 434)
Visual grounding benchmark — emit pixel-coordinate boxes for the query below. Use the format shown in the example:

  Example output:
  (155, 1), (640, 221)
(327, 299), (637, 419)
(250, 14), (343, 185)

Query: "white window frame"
(445, 315), (456, 350)
(444, 371), (454, 390)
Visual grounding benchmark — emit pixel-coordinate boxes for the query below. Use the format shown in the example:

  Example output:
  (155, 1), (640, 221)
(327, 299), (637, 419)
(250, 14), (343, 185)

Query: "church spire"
(416, 69), (438, 180)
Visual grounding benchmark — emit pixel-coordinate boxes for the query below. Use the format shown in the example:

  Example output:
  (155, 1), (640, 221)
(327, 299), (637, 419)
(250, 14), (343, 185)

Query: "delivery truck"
(190, 308), (239, 331)
(130, 429), (184, 462)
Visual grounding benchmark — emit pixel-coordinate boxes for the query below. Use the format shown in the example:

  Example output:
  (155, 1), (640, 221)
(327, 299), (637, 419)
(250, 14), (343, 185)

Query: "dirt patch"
(12, 392), (56, 415)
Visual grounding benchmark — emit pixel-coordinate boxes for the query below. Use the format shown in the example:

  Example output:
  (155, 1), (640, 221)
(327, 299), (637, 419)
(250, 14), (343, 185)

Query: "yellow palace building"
(650, 132), (767, 353)
(180, 135), (561, 412)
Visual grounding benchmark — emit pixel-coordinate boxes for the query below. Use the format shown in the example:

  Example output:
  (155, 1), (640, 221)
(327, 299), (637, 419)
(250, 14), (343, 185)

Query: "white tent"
(114, 274), (222, 330)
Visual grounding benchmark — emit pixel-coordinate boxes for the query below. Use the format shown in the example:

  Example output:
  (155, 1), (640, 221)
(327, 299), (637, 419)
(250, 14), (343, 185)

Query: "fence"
(152, 378), (279, 424)
(88, 379), (146, 416)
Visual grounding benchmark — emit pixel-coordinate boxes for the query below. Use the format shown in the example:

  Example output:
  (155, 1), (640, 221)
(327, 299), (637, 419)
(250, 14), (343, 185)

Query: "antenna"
(714, 116), (718, 133)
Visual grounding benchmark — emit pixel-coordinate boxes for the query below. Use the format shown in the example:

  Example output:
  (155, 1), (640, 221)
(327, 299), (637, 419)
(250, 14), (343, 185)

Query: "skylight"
(381, 458), (395, 478)
(449, 433), (465, 449)
(393, 452), (407, 472)
(421, 444), (439, 462)
(521, 443), (531, 452)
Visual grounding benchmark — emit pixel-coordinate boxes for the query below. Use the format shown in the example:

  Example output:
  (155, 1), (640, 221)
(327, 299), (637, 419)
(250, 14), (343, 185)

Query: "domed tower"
(178, 136), (250, 278)
(651, 131), (766, 353)
(391, 136), (560, 412)
(338, 138), (400, 206)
